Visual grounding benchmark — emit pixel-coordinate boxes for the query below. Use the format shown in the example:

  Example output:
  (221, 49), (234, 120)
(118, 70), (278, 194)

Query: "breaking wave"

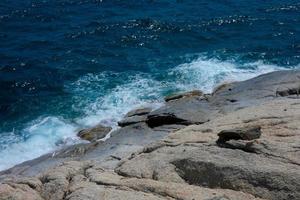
(0, 55), (295, 170)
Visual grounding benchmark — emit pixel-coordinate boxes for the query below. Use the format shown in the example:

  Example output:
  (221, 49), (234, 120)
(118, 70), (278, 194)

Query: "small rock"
(217, 126), (261, 144)
(125, 107), (152, 117)
(77, 125), (112, 142)
(164, 90), (203, 102)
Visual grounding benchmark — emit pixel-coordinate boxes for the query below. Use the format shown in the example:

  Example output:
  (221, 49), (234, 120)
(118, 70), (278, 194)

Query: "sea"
(0, 0), (299, 170)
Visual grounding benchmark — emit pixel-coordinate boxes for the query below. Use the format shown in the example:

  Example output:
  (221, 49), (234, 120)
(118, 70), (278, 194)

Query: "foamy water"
(0, 56), (293, 170)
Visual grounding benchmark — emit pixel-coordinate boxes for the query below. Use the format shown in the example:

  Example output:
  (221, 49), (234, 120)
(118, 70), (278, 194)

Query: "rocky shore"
(0, 70), (299, 200)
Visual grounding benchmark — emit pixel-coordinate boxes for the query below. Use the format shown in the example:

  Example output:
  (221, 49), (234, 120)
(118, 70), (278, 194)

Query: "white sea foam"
(74, 73), (164, 128)
(0, 117), (79, 170)
(168, 58), (286, 93)
(0, 56), (294, 171)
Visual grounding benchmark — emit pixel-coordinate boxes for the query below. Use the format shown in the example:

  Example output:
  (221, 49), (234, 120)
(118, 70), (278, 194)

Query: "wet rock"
(119, 107), (152, 127)
(164, 90), (203, 102)
(77, 125), (112, 142)
(125, 107), (152, 117)
(217, 126), (261, 144)
(118, 115), (147, 127)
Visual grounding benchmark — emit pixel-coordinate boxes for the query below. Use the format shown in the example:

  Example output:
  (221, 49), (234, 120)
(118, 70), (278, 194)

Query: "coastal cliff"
(0, 70), (299, 200)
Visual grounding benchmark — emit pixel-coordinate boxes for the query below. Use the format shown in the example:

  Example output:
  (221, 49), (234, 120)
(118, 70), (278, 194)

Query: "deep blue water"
(0, 0), (299, 170)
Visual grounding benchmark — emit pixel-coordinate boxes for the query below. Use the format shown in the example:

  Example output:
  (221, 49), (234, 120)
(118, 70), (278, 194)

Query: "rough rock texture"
(0, 70), (300, 200)
(77, 125), (112, 142)
(0, 161), (262, 200)
(0, 182), (43, 200)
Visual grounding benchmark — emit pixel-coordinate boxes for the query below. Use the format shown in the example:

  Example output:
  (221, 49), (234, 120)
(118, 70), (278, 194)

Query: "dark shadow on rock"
(216, 126), (261, 145)
(146, 113), (192, 128)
